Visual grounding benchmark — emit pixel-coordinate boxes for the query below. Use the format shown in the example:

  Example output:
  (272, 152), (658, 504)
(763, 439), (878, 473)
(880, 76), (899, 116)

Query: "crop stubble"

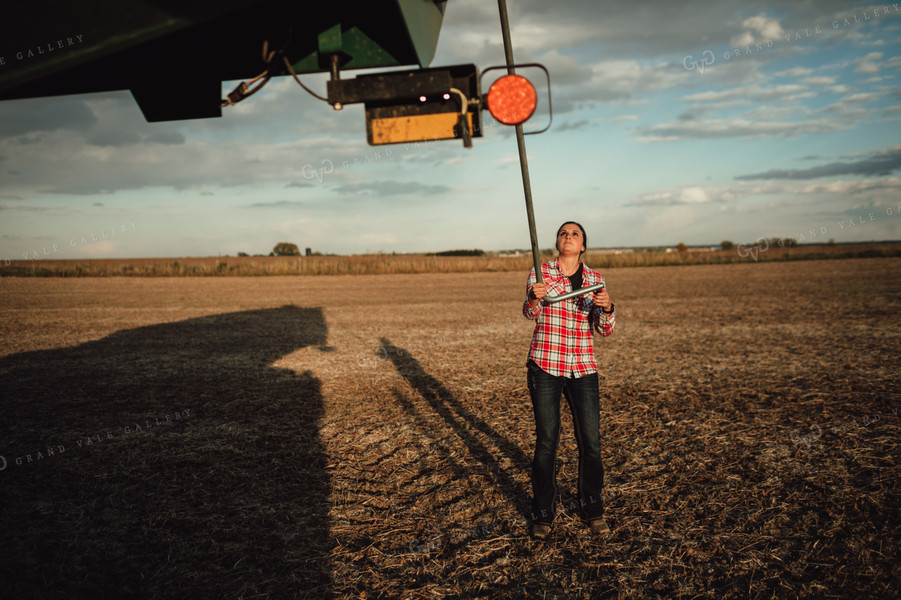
(0, 258), (898, 599)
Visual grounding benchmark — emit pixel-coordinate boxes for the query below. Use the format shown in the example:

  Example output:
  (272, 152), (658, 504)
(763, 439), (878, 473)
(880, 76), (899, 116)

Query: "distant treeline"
(427, 249), (486, 257)
(2, 242), (899, 277)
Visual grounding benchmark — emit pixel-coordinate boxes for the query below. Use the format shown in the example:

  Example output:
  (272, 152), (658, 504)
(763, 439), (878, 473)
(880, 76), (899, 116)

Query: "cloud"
(855, 52), (883, 74)
(0, 97), (96, 137)
(776, 67), (813, 77)
(440, 4), (800, 110)
(249, 200), (309, 208)
(588, 59), (696, 100)
(735, 145), (901, 180)
(802, 77), (836, 86)
(818, 100), (870, 121)
(87, 130), (142, 147)
(743, 103), (812, 120)
(333, 180), (451, 196)
(532, 49), (594, 87)
(541, 57), (713, 112)
(78, 240), (117, 257)
(796, 178), (901, 195)
(145, 131), (186, 145)
(0, 123), (370, 195)
(0, 203), (71, 213)
(634, 117), (847, 141)
(684, 83), (808, 104)
(554, 119), (592, 132)
(460, 0), (855, 59)
(628, 177), (901, 206)
(730, 13), (786, 47)
(10, 135), (44, 145)
(628, 185), (724, 206)
(842, 91), (887, 103)
(285, 181), (313, 188)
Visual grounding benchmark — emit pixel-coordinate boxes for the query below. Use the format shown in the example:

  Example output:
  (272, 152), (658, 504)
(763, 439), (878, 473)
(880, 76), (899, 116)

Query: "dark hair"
(556, 221), (587, 256)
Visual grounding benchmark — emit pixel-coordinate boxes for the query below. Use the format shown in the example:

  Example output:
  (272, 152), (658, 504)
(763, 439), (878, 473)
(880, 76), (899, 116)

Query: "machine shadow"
(0, 306), (333, 599)
(379, 337), (533, 522)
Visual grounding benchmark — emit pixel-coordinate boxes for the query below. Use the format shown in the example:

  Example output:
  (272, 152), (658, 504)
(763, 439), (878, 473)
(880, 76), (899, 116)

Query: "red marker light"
(486, 74), (537, 125)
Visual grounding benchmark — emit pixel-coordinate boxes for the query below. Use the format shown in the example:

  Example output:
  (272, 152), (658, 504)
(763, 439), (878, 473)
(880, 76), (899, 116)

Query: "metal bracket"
(327, 69), (454, 106)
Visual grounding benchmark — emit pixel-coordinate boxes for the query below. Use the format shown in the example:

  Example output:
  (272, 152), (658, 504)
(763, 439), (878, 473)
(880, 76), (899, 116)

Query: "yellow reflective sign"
(367, 112), (476, 146)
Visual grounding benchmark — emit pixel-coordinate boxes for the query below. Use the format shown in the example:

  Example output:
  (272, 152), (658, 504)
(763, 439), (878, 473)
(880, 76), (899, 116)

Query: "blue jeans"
(527, 361), (605, 523)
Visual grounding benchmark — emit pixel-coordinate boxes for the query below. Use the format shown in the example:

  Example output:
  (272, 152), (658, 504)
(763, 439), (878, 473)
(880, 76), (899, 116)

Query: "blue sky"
(1, 0), (900, 259)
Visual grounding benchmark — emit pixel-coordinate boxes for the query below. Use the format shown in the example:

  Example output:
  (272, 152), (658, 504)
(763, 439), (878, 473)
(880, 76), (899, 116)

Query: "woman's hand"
(592, 288), (612, 311)
(529, 282), (547, 305)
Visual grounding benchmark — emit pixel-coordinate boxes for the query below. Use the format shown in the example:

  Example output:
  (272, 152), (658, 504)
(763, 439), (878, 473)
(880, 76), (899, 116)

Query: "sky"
(1, 0), (900, 260)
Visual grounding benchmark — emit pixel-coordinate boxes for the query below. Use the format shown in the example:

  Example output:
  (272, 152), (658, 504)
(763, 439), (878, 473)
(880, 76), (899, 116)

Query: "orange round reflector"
(486, 74), (537, 125)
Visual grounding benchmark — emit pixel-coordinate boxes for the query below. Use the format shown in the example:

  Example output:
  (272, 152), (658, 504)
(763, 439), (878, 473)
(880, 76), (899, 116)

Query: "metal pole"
(497, 0), (542, 283)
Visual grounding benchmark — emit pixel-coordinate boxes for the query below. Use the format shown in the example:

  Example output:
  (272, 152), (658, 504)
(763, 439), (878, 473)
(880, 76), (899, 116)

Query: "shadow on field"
(0, 306), (332, 599)
(379, 337), (533, 521)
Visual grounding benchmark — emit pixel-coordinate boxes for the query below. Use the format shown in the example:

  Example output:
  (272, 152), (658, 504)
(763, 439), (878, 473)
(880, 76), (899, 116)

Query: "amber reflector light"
(486, 74), (537, 125)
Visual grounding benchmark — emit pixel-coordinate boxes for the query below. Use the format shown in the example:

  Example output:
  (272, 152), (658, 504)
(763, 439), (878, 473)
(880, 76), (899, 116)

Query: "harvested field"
(1, 258), (899, 599)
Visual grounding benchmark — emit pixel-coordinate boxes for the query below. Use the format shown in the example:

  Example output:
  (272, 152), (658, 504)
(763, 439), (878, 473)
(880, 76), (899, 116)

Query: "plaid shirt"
(522, 258), (615, 378)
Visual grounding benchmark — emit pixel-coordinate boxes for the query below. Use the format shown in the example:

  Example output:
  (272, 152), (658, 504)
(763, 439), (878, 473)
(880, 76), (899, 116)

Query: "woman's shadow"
(378, 337), (534, 522)
(0, 305), (333, 599)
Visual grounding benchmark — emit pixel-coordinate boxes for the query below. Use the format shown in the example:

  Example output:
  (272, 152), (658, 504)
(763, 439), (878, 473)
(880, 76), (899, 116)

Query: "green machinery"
(0, 0), (450, 122)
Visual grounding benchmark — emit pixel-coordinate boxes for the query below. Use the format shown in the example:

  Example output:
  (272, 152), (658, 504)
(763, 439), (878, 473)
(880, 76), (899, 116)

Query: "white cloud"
(855, 52), (884, 74)
(684, 84), (808, 104)
(776, 67), (814, 78)
(802, 77), (836, 86)
(678, 186), (710, 204)
(743, 104), (812, 120)
(843, 91), (887, 103)
(534, 49), (594, 87)
(634, 117), (847, 141)
(730, 13), (786, 47)
(630, 185), (733, 206)
(73, 240), (118, 257)
(560, 58), (700, 106)
(629, 177), (901, 207)
(797, 178), (901, 195)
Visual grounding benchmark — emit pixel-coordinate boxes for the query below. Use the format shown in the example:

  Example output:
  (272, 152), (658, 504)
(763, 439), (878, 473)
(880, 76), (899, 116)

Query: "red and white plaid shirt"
(522, 258), (615, 378)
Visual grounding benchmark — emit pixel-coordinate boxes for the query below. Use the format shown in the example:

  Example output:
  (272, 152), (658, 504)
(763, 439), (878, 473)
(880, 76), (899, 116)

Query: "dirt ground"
(1, 258), (898, 599)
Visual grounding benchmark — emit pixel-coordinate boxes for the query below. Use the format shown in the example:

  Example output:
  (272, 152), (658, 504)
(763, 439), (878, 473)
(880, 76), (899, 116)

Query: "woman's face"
(556, 223), (585, 256)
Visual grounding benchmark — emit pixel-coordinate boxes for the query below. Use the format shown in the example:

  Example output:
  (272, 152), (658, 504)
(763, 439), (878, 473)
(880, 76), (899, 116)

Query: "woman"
(522, 221), (615, 540)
